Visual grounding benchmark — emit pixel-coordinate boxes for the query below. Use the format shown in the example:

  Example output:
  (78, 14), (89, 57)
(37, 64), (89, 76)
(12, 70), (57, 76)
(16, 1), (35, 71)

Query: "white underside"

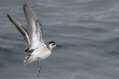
(26, 48), (51, 64)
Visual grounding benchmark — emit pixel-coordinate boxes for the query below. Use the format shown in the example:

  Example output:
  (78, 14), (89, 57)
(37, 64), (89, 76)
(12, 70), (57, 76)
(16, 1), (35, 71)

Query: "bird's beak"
(56, 44), (62, 48)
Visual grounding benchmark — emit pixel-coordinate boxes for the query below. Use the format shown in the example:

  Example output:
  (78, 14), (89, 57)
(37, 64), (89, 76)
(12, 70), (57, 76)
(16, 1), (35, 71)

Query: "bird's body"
(25, 47), (52, 64)
(7, 3), (56, 64)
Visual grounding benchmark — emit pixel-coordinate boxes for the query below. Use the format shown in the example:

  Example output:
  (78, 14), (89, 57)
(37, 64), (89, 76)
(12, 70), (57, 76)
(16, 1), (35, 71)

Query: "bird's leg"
(36, 61), (42, 77)
(39, 64), (42, 73)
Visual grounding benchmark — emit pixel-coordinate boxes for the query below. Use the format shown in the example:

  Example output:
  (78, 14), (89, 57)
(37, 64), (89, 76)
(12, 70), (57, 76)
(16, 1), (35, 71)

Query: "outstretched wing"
(7, 14), (31, 45)
(23, 3), (46, 49)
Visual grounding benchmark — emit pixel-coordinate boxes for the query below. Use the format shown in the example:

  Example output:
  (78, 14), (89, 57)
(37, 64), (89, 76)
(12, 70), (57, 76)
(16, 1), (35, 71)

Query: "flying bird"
(7, 3), (56, 64)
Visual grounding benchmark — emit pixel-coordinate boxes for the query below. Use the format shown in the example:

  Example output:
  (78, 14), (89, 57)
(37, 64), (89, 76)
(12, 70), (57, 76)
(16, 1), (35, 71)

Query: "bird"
(7, 3), (56, 64)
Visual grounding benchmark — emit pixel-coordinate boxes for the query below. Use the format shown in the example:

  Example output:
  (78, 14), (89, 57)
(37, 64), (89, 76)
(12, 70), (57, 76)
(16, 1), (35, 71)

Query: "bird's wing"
(7, 14), (31, 45)
(23, 3), (46, 49)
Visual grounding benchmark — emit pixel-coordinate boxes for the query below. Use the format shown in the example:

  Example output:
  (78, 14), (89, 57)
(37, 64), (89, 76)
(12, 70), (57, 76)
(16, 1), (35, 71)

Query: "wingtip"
(6, 13), (10, 19)
(23, 2), (31, 14)
(23, 2), (30, 10)
(23, 3), (27, 7)
(23, 3), (27, 10)
(6, 13), (9, 17)
(7, 13), (13, 22)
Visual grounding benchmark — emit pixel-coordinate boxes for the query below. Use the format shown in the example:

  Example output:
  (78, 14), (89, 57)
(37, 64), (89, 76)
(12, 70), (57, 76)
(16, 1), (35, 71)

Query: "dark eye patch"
(52, 43), (56, 45)
(49, 41), (56, 44)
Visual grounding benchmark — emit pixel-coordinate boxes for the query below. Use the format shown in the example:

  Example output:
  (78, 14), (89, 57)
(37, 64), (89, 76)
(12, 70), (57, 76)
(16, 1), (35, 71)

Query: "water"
(1, 0), (119, 79)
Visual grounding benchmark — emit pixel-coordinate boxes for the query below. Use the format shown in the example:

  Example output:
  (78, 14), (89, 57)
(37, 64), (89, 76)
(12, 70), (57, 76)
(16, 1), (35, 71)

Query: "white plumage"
(7, 3), (56, 64)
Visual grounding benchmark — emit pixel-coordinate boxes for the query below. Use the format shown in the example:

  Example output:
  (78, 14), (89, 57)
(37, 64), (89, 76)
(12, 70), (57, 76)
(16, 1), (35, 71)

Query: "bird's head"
(48, 41), (56, 49)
